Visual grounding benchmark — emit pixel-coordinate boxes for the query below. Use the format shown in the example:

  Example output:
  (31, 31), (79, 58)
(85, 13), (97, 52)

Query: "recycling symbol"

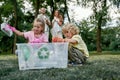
(38, 47), (49, 59)
(20, 45), (31, 61)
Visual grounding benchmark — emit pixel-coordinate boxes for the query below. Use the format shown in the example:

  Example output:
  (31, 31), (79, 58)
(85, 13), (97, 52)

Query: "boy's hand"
(52, 37), (64, 42)
(52, 37), (57, 42)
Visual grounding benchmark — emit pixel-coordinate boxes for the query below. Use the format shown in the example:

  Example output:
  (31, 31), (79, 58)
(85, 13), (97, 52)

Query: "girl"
(52, 23), (89, 66)
(37, 7), (51, 39)
(9, 18), (48, 43)
(51, 10), (63, 38)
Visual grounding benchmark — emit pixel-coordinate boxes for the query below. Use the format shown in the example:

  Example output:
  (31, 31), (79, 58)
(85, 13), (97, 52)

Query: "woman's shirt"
(51, 17), (63, 38)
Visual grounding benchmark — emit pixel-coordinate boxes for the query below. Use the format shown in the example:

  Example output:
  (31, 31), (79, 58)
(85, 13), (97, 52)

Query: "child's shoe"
(68, 61), (83, 67)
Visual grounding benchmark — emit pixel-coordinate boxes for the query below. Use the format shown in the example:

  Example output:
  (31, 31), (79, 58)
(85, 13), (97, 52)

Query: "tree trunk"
(64, 0), (71, 22)
(93, 1), (102, 53)
(13, 0), (18, 54)
(50, 0), (54, 21)
(35, 0), (40, 18)
(96, 0), (107, 53)
(0, 9), (1, 24)
(97, 16), (102, 53)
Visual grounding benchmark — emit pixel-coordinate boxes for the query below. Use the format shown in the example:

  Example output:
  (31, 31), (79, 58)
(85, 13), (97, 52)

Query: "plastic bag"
(1, 23), (13, 37)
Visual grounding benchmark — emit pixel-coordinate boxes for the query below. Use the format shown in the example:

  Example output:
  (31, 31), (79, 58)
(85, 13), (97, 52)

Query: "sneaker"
(68, 61), (83, 67)
(68, 62), (74, 67)
(72, 63), (83, 67)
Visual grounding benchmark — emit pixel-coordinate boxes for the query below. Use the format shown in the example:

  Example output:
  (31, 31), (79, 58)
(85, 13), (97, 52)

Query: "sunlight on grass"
(0, 54), (17, 60)
(89, 54), (120, 61)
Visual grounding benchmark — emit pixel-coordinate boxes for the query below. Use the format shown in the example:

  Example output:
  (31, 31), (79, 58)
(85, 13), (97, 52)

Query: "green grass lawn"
(0, 52), (120, 80)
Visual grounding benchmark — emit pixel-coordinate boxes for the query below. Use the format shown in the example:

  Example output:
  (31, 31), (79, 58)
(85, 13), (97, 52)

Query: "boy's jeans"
(68, 46), (87, 64)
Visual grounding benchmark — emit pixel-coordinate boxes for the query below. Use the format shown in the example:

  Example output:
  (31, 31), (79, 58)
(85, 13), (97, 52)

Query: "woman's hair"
(54, 10), (60, 16)
(33, 18), (45, 33)
(54, 10), (63, 18)
(54, 10), (63, 23)
(62, 23), (80, 35)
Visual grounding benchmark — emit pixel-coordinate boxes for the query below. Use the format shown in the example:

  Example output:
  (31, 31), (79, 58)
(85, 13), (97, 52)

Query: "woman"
(51, 10), (63, 38)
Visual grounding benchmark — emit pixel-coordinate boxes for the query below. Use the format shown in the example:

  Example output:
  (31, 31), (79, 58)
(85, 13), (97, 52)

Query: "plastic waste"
(1, 23), (13, 37)
(16, 43), (68, 70)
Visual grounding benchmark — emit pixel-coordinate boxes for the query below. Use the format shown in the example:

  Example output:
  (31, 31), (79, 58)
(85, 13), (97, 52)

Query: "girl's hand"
(7, 24), (16, 32)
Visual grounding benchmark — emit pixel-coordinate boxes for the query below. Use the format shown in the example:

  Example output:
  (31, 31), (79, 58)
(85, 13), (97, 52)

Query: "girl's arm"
(13, 29), (24, 37)
(10, 27), (24, 37)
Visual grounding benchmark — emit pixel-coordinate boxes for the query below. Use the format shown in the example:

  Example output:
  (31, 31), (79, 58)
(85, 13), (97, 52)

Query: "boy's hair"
(33, 18), (45, 33)
(62, 23), (80, 35)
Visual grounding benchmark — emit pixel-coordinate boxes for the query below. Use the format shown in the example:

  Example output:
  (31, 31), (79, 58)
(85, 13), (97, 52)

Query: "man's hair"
(39, 7), (46, 13)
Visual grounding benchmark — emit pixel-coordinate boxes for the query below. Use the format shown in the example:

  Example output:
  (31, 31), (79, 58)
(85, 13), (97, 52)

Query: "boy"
(52, 23), (89, 66)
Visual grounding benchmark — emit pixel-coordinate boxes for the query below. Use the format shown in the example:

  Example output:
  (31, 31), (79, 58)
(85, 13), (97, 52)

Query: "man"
(37, 7), (51, 39)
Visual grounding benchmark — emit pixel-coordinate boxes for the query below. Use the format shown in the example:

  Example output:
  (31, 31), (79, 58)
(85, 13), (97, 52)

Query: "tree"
(79, 0), (120, 53)
(10, 0), (25, 53)
(64, 0), (71, 22)
(0, 0), (26, 53)
(12, 0), (18, 54)
(96, 0), (107, 52)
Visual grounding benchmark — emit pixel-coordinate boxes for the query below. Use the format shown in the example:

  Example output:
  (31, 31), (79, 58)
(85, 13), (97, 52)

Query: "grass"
(0, 52), (120, 80)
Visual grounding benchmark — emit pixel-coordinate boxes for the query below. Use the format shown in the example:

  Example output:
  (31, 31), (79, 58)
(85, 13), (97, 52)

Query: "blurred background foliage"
(0, 0), (120, 53)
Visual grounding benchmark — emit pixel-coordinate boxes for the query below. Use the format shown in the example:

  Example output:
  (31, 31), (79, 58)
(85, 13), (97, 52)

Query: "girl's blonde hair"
(33, 18), (45, 33)
(62, 23), (80, 35)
